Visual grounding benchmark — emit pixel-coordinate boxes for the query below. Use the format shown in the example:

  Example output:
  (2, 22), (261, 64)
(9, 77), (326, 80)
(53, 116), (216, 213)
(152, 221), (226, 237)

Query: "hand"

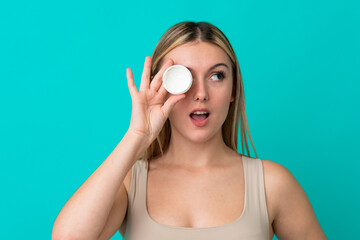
(126, 56), (185, 145)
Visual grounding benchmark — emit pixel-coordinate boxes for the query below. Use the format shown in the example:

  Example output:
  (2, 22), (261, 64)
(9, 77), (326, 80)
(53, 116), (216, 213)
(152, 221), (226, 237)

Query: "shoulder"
(123, 161), (137, 194)
(262, 159), (292, 177)
(261, 159), (327, 239)
(261, 159), (302, 213)
(123, 159), (147, 193)
(261, 159), (297, 192)
(261, 160), (297, 221)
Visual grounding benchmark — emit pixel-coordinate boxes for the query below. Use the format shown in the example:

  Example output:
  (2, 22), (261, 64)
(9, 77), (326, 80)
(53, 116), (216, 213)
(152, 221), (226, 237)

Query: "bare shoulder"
(261, 160), (294, 226)
(261, 159), (297, 196)
(123, 163), (133, 194)
(261, 159), (327, 240)
(262, 159), (293, 182)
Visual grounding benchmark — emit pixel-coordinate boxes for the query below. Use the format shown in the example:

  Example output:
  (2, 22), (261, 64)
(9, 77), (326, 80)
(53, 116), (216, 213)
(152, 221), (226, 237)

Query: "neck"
(161, 129), (235, 169)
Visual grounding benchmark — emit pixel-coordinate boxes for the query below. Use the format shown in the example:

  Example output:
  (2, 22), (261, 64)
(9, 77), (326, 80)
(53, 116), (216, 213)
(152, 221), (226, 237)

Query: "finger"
(139, 56), (152, 92)
(154, 84), (169, 104)
(126, 68), (138, 97)
(150, 58), (174, 92)
(158, 83), (168, 98)
(161, 94), (186, 118)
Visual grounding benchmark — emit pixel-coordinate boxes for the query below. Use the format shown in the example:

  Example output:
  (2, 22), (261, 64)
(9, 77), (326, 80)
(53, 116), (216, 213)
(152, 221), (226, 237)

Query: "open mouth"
(189, 111), (210, 121)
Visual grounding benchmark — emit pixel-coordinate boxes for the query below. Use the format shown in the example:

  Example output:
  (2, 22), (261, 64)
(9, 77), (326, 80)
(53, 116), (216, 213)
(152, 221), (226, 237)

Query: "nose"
(192, 78), (209, 101)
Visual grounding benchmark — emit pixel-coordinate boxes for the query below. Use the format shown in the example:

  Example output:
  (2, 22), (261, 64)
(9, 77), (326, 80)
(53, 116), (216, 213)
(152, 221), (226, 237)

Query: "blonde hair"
(141, 21), (257, 162)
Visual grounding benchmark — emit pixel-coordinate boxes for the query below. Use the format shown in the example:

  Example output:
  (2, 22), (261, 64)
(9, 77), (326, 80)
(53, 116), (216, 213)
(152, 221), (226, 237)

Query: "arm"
(52, 132), (146, 240)
(52, 56), (185, 240)
(262, 160), (327, 240)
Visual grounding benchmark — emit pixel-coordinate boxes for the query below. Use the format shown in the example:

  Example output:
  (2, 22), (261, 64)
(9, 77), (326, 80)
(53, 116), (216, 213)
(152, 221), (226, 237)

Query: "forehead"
(162, 42), (231, 69)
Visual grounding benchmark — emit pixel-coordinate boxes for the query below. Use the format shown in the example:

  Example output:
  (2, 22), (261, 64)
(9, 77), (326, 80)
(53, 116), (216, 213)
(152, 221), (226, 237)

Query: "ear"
(230, 96), (234, 102)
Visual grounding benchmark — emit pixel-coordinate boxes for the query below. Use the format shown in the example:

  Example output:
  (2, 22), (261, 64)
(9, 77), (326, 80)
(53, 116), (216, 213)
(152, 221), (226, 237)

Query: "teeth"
(193, 111), (208, 115)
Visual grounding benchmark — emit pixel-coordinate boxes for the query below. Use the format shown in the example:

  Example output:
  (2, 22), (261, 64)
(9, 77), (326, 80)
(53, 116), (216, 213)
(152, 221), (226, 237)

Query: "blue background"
(1, 0), (359, 239)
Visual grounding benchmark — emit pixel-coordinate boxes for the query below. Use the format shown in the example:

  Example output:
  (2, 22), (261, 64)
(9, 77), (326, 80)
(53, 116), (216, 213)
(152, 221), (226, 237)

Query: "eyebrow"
(186, 63), (229, 73)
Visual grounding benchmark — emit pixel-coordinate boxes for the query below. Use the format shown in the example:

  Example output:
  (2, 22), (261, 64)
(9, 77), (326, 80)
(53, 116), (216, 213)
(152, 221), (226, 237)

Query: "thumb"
(161, 94), (185, 118)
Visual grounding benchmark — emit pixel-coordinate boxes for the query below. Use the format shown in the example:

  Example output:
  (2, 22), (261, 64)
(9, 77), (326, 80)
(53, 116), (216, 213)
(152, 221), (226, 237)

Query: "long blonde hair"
(141, 21), (257, 162)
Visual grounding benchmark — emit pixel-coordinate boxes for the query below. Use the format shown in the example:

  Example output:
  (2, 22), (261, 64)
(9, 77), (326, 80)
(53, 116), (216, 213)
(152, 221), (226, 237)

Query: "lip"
(190, 108), (210, 115)
(189, 108), (210, 127)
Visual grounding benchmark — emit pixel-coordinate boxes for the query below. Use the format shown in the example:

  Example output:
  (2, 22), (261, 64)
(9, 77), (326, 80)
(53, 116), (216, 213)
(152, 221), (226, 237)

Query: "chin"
(182, 129), (219, 143)
(189, 135), (212, 143)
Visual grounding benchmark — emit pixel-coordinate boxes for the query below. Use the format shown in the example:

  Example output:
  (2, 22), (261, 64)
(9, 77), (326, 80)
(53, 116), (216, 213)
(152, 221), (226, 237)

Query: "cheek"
(214, 90), (233, 118)
(168, 99), (186, 121)
(215, 86), (233, 103)
(215, 102), (230, 120)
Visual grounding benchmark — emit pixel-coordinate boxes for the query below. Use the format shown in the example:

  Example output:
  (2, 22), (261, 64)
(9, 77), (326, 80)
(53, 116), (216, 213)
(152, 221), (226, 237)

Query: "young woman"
(52, 21), (327, 240)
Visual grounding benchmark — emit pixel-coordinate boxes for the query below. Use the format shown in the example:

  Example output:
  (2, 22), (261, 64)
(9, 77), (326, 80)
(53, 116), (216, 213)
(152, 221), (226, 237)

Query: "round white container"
(162, 65), (193, 95)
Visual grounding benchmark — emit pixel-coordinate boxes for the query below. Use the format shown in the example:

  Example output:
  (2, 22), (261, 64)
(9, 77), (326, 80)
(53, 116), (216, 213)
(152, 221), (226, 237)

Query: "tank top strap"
(242, 155), (269, 228)
(120, 160), (149, 237)
(128, 159), (147, 209)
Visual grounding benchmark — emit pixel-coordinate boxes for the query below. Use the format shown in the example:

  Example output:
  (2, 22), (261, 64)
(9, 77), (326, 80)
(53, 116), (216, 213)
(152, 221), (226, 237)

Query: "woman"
(52, 21), (327, 240)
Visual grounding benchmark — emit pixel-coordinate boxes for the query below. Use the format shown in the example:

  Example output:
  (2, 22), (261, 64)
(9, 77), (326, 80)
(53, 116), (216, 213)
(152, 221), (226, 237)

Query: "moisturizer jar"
(162, 65), (193, 95)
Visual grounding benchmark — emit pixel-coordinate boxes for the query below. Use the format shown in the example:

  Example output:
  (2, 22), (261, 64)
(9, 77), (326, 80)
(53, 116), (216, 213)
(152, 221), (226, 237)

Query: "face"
(162, 41), (234, 143)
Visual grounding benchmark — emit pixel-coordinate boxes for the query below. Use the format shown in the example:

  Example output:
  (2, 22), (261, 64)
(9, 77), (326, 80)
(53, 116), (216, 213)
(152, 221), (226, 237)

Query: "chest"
(146, 165), (245, 228)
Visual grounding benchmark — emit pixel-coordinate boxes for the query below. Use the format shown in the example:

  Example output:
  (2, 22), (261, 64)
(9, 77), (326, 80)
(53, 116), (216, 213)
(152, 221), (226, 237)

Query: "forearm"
(52, 131), (147, 239)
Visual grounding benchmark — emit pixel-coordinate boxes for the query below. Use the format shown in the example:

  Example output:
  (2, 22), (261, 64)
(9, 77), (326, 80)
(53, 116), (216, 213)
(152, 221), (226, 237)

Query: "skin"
(162, 41), (235, 167)
(123, 41), (327, 239)
(69, 41), (328, 240)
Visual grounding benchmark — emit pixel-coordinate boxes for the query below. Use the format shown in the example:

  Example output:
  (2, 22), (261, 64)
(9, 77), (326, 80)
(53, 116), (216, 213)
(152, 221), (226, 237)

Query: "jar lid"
(162, 65), (192, 95)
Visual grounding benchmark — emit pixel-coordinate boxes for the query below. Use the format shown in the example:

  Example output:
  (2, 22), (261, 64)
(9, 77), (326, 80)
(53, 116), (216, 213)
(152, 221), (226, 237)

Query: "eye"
(210, 71), (225, 81)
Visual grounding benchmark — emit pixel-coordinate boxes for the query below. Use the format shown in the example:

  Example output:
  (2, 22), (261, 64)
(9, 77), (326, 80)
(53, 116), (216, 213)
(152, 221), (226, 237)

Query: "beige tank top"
(119, 155), (270, 239)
